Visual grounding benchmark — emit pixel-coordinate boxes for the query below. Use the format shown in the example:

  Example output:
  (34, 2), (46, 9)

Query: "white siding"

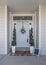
(41, 5), (46, 55)
(39, 5), (46, 55)
(0, 6), (5, 54)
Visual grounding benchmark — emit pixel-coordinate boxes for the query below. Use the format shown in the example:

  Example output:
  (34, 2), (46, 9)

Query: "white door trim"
(9, 13), (36, 48)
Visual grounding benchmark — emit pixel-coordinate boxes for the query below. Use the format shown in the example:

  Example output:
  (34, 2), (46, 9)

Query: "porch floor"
(0, 54), (46, 65)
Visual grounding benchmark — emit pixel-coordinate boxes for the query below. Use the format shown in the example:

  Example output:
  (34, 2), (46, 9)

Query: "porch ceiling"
(0, 0), (46, 12)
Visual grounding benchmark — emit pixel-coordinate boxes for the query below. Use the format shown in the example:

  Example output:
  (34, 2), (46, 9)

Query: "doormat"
(10, 51), (31, 56)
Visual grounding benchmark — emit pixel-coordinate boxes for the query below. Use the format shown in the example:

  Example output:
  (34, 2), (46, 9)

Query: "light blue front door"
(16, 20), (29, 47)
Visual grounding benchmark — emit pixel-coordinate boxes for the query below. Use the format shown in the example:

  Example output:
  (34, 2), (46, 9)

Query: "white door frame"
(10, 13), (36, 48)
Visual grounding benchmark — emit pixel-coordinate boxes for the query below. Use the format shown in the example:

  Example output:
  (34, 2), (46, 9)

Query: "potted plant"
(29, 28), (34, 55)
(11, 25), (16, 53)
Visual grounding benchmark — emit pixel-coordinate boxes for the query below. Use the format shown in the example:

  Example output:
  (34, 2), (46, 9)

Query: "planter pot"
(12, 46), (16, 53)
(30, 46), (34, 55)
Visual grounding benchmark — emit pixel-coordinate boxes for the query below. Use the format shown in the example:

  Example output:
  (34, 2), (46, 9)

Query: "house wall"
(1, 5), (46, 55)
(0, 6), (5, 54)
(41, 5), (46, 55)
(0, 5), (9, 54)
(39, 5), (46, 55)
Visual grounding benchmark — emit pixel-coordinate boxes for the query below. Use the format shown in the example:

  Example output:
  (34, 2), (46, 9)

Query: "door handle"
(27, 39), (28, 42)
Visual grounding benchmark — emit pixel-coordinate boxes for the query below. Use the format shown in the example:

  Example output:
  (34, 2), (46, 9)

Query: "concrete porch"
(0, 55), (46, 65)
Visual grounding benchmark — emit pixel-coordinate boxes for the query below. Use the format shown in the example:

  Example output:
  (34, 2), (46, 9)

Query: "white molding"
(9, 13), (36, 47)
(5, 5), (8, 54)
(12, 13), (35, 17)
(34, 12), (36, 48)
(12, 13), (36, 45)
(39, 5), (41, 55)
(9, 12), (13, 47)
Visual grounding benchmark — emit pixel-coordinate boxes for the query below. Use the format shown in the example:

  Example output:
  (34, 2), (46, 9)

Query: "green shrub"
(12, 25), (16, 46)
(29, 28), (34, 46)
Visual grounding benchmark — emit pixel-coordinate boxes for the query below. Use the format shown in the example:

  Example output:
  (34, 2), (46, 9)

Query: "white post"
(5, 5), (8, 54)
(39, 5), (41, 55)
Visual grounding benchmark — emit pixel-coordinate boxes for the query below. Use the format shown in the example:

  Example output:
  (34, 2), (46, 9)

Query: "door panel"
(16, 21), (29, 47)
